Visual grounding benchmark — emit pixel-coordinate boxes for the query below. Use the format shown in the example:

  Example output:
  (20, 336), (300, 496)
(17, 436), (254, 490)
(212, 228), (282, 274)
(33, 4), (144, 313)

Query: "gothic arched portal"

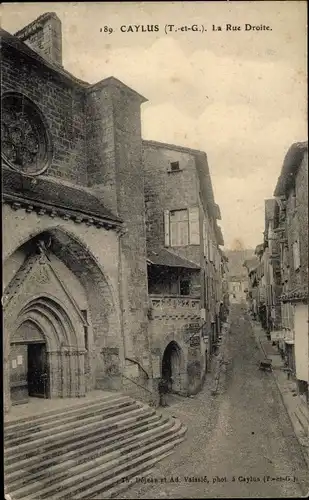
(3, 227), (122, 412)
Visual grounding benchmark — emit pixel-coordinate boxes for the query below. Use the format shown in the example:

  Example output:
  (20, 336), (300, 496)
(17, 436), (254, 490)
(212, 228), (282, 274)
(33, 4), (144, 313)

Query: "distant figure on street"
(219, 301), (225, 328)
(158, 377), (169, 407)
(258, 303), (267, 330)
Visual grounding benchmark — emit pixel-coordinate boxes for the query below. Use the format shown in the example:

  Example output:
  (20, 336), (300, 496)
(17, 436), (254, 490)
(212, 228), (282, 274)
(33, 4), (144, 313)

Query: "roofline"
(142, 139), (206, 156)
(14, 12), (60, 38)
(1, 28), (148, 103)
(274, 141), (308, 197)
(87, 76), (148, 103)
(1, 28), (89, 88)
(142, 139), (222, 222)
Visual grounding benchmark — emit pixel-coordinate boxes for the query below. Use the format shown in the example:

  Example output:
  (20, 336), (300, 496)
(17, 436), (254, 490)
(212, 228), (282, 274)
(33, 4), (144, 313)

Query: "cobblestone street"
(118, 305), (309, 499)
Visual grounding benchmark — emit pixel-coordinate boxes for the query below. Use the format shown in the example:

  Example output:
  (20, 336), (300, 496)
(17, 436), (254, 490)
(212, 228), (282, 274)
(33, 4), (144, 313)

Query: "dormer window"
(169, 161), (180, 172)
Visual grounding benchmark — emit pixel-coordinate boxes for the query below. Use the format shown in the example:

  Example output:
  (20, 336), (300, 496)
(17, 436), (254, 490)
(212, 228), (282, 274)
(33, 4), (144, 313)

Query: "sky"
(1, 1), (307, 250)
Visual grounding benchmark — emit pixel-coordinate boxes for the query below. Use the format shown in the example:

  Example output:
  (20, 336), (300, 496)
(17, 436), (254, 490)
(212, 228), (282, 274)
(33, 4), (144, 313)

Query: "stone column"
(77, 351), (86, 397)
(48, 351), (60, 398)
(61, 349), (70, 398)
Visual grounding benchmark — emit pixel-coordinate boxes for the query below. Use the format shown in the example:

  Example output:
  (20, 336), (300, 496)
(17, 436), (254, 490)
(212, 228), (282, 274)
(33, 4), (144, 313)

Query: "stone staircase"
(4, 393), (187, 500)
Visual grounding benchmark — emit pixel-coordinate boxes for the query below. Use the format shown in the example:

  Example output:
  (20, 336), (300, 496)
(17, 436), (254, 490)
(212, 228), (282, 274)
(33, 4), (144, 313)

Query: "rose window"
(1, 93), (52, 176)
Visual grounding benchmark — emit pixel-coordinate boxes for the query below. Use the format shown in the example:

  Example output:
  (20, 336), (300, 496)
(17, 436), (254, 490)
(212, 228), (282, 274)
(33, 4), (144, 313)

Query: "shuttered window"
(164, 210), (170, 247)
(170, 209), (189, 246)
(188, 207), (200, 245)
(164, 207), (200, 247)
(203, 221), (209, 259)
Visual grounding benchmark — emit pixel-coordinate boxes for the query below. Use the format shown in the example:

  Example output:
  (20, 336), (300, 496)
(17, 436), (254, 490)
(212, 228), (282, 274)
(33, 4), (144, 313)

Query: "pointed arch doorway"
(8, 295), (86, 407)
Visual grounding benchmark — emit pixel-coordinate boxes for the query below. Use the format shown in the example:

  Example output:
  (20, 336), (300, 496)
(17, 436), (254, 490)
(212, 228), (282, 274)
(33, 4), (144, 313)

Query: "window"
(170, 161), (180, 172)
(170, 209), (189, 246)
(164, 207), (200, 247)
(188, 207), (200, 245)
(180, 279), (190, 296)
(293, 241), (300, 270)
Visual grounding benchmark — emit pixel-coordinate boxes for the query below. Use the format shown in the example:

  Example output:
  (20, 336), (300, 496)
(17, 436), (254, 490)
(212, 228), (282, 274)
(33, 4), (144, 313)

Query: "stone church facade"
(2, 12), (224, 413)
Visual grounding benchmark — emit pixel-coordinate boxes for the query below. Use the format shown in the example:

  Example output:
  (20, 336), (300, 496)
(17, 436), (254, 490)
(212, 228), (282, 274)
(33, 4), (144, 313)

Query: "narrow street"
(119, 305), (309, 499)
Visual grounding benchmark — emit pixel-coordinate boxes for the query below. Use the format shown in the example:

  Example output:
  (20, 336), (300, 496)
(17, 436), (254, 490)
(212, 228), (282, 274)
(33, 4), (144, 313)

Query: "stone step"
(21, 421), (186, 500)
(5, 404), (155, 462)
(67, 435), (186, 500)
(4, 396), (187, 500)
(96, 467), (156, 500)
(5, 413), (164, 476)
(4, 393), (120, 430)
(5, 394), (132, 436)
(8, 418), (182, 498)
(5, 408), (157, 469)
(5, 398), (137, 447)
(6, 414), (171, 488)
(91, 456), (175, 500)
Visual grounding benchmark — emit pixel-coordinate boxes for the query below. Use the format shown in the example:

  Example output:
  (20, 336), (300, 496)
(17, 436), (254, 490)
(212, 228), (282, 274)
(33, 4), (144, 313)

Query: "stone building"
(260, 199), (283, 334)
(143, 140), (225, 395)
(244, 142), (308, 401)
(225, 249), (253, 304)
(273, 141), (308, 400)
(2, 13), (225, 413)
(243, 257), (259, 316)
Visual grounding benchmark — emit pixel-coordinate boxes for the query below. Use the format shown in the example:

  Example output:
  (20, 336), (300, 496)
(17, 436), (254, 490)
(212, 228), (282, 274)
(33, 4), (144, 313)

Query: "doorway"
(28, 343), (49, 398)
(10, 341), (49, 405)
(162, 341), (183, 394)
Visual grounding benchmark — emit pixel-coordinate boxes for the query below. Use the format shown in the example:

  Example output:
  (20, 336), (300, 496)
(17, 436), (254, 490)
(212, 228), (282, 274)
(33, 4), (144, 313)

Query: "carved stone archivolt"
(1, 93), (52, 176)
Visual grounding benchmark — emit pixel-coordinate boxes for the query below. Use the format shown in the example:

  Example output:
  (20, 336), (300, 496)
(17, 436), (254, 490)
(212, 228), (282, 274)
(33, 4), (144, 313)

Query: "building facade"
(274, 142), (308, 399)
(2, 13), (225, 412)
(244, 142), (308, 402)
(143, 140), (225, 395)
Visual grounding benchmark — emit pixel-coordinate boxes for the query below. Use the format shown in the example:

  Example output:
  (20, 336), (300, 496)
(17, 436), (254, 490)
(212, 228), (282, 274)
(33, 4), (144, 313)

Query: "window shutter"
(164, 210), (170, 247)
(293, 241), (300, 270)
(203, 221), (209, 259)
(189, 207), (200, 245)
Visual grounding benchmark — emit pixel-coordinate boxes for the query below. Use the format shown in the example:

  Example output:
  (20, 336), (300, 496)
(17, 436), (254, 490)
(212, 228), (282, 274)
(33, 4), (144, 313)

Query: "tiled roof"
(2, 167), (122, 224)
(147, 248), (200, 269)
(274, 142), (308, 197)
(254, 243), (264, 256)
(215, 223), (224, 246)
(243, 257), (259, 274)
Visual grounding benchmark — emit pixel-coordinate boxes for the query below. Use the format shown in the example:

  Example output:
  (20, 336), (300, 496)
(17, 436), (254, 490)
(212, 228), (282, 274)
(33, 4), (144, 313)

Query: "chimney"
(14, 12), (63, 66)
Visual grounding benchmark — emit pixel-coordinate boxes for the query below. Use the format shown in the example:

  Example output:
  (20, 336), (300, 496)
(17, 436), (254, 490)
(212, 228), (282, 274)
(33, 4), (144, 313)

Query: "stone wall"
(148, 295), (206, 394)
(295, 151), (308, 285)
(142, 143), (199, 260)
(2, 45), (87, 185)
(3, 205), (124, 400)
(285, 150), (308, 290)
(85, 79), (151, 380)
(15, 12), (63, 66)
